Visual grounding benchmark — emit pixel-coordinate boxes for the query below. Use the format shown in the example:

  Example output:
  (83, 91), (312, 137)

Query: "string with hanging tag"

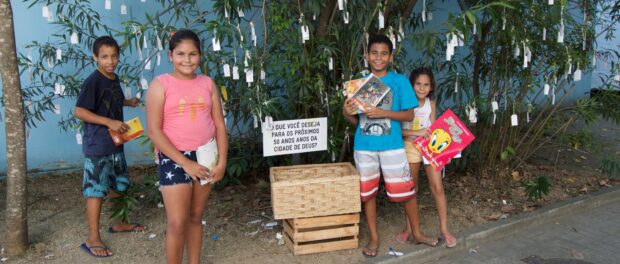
(237, 7), (244, 17)
(70, 31), (79, 44)
(105, 0), (112, 10)
(422, 0), (427, 22)
(398, 18), (404, 42)
(53, 104), (61, 115)
(378, 6), (385, 29)
(328, 57), (333, 71)
(454, 73), (459, 93)
(42, 5), (50, 18)
(510, 103), (518, 126)
(250, 22), (257, 47)
(212, 29), (221, 52)
(121, 1), (127, 15)
(466, 103), (477, 123)
(140, 77), (148, 90)
(491, 94), (499, 125)
(544, 74), (550, 95)
(502, 7), (506, 30)
(223, 60), (231, 77)
(245, 51), (254, 84)
(338, 0), (344, 11)
(574, 63), (582, 81)
(552, 75), (557, 105)
(549, 0), (554, 5)
(526, 100), (532, 123)
(543, 27), (546, 41)
(558, 5), (565, 43)
(236, 23), (244, 44)
(76, 132), (83, 145)
(582, 29), (587, 51)
(260, 63), (266, 80)
(56, 48), (62, 63)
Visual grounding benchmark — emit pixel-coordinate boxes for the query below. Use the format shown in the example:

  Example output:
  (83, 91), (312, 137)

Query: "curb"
(366, 185), (620, 264)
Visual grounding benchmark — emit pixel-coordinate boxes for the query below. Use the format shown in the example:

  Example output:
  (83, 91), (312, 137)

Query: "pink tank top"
(156, 74), (215, 151)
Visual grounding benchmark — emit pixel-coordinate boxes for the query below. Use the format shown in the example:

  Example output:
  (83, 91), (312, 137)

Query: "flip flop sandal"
(438, 235), (457, 248)
(362, 245), (379, 258)
(80, 243), (111, 258)
(395, 233), (412, 244)
(414, 237), (439, 247)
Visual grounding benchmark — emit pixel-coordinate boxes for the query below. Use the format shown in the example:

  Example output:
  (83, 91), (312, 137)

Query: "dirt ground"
(0, 119), (618, 264)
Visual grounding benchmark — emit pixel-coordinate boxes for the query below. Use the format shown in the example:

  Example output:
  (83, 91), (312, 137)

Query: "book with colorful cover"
(196, 138), (218, 185)
(109, 117), (144, 146)
(413, 109), (475, 171)
(343, 74), (391, 114)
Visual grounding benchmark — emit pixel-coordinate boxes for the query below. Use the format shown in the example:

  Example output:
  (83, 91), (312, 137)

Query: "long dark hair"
(409, 67), (436, 98)
(169, 29), (201, 54)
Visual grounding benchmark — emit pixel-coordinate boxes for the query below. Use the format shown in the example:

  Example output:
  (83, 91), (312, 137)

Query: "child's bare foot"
(441, 233), (457, 248)
(413, 234), (439, 247)
(81, 240), (113, 257)
(395, 231), (412, 244)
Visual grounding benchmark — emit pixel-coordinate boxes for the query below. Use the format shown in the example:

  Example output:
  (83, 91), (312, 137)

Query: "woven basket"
(270, 162), (361, 220)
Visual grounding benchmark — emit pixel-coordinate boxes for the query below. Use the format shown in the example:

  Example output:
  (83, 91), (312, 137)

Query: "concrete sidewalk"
(368, 185), (620, 264)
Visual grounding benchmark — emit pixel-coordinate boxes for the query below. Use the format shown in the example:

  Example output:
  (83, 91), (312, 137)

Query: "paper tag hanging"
(156, 51), (161, 66)
(144, 58), (151, 70)
(548, 0), (554, 4)
(236, 23), (244, 43)
(121, 3), (127, 15)
(156, 34), (163, 51)
(454, 74), (459, 93)
(427, 12), (433, 21)
(343, 11), (349, 24)
(223, 63), (231, 77)
(473, 22), (477, 35)
(250, 22), (257, 46)
(60, 84), (66, 96)
(105, 0), (112, 10)
(212, 37), (221, 51)
(573, 68), (582, 81)
(224, 7), (229, 18)
(54, 82), (62, 95)
(378, 10), (385, 29)
(42, 5), (50, 18)
(422, 0), (427, 22)
(143, 35), (148, 49)
(76, 133), (83, 145)
(124, 87), (132, 99)
(338, 0), (344, 10)
(53, 104), (61, 115)
(140, 78), (148, 90)
(514, 45), (520, 58)
(614, 74), (620, 82)
(582, 30), (587, 50)
(56, 48), (62, 62)
(136, 91), (142, 100)
(467, 105), (478, 123)
(592, 53), (597, 66)
(542, 28), (546, 41)
(558, 6), (565, 43)
(245, 69), (254, 83)
(301, 25), (310, 43)
(70, 31), (79, 44)
(260, 68), (266, 80)
(544, 83), (550, 95)
(491, 101), (499, 111)
(511, 114), (518, 126)
(253, 114), (258, 128)
(552, 86), (556, 105)
(526, 102), (532, 123)
(232, 66), (239, 80)
(237, 7), (244, 17)
(328, 57), (333, 70)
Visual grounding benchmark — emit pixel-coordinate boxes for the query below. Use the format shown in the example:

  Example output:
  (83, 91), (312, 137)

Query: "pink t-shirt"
(156, 74), (215, 151)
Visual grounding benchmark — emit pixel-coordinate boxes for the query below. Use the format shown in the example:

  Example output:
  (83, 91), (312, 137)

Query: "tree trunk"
(0, 0), (29, 256)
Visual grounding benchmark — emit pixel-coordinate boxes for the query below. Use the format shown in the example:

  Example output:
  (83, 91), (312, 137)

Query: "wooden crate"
(283, 213), (359, 255)
(270, 163), (361, 220)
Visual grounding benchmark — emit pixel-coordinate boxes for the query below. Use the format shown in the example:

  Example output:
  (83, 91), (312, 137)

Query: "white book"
(196, 138), (218, 185)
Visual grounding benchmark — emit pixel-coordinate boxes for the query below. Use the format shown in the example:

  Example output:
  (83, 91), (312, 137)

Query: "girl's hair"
(169, 29), (201, 53)
(409, 67), (436, 98)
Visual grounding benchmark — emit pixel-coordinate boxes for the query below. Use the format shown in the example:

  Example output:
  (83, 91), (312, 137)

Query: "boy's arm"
(74, 107), (128, 133)
(342, 97), (359, 126)
(364, 106), (414, 122)
(124, 97), (140, 107)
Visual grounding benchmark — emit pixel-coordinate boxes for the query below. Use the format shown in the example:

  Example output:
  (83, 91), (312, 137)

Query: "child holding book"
(342, 34), (428, 257)
(145, 29), (228, 264)
(74, 36), (145, 258)
(397, 67), (457, 248)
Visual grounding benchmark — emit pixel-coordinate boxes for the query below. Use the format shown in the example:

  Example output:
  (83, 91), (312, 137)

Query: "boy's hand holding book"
(108, 117), (144, 146)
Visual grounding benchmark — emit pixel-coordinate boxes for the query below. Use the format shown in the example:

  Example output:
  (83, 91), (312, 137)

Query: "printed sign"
(262, 117), (327, 157)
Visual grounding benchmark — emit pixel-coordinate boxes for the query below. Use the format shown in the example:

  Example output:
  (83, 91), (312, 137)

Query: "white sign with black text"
(262, 117), (327, 157)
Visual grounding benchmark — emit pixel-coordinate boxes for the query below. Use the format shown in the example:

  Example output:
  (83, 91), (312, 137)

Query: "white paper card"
(573, 69), (582, 81)
(223, 63), (231, 77)
(338, 0), (344, 10)
(511, 114), (518, 126)
(212, 38), (221, 51)
(232, 66), (239, 80)
(544, 83), (550, 95)
(105, 0), (112, 10)
(121, 4), (127, 15)
(378, 11), (384, 29)
(245, 69), (254, 83)
(70, 32), (79, 44)
(548, 0), (554, 4)
(140, 78), (149, 90)
(56, 48), (62, 61)
(491, 101), (499, 111)
(54, 82), (61, 95)
(42, 5), (50, 18)
(260, 69), (266, 80)
(76, 133), (83, 145)
(196, 138), (218, 185)
(328, 57), (333, 70)
(53, 104), (61, 114)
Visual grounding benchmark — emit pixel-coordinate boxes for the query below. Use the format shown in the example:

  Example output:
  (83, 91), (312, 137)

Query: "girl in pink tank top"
(145, 29), (228, 264)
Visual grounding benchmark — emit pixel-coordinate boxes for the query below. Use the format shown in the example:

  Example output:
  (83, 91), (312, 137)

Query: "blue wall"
(0, 1), (616, 174)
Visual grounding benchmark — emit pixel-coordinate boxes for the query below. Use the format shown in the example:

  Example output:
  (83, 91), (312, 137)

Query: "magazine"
(343, 74), (391, 114)
(108, 117), (144, 146)
(196, 138), (218, 185)
(413, 109), (475, 171)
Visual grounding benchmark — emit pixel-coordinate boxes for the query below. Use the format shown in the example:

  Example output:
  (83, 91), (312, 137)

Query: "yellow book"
(109, 117), (144, 146)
